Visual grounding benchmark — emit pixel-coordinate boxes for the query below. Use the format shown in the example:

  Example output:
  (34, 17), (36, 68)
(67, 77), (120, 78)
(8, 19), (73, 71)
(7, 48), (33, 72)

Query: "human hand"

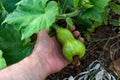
(33, 30), (68, 74)
(32, 27), (84, 75)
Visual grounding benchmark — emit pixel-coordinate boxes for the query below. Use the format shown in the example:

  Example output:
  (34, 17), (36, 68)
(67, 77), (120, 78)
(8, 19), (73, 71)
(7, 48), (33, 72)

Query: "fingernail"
(73, 31), (80, 37)
(69, 26), (76, 31)
(79, 37), (84, 42)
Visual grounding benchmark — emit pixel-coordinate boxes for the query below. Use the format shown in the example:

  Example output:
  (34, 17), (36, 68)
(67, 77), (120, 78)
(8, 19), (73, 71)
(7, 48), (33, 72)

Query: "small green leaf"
(79, 0), (94, 9)
(110, 2), (120, 15)
(110, 19), (120, 26)
(3, 0), (59, 40)
(66, 17), (74, 27)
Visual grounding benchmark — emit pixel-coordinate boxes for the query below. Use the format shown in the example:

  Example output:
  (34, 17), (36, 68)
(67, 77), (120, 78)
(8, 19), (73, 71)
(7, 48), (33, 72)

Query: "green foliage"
(110, 2), (120, 15)
(81, 0), (110, 22)
(0, 0), (20, 12)
(3, 0), (59, 40)
(0, 3), (7, 24)
(0, 25), (33, 65)
(0, 50), (7, 69)
(110, 19), (120, 26)
(59, 0), (110, 32)
(74, 0), (79, 8)
(79, 0), (94, 9)
(66, 17), (74, 27)
(102, 8), (110, 25)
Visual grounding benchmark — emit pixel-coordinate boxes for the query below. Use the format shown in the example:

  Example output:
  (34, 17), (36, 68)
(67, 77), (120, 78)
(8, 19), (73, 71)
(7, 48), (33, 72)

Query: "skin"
(0, 29), (83, 80)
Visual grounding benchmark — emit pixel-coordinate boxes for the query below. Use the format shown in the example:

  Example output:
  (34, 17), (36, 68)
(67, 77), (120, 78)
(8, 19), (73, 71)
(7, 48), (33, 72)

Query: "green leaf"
(60, 0), (74, 13)
(110, 19), (120, 26)
(0, 3), (8, 24)
(102, 8), (110, 25)
(0, 25), (33, 65)
(66, 17), (74, 26)
(0, 0), (20, 12)
(93, 21), (102, 28)
(81, 0), (110, 22)
(110, 2), (120, 15)
(73, 14), (93, 29)
(0, 50), (7, 70)
(3, 0), (59, 39)
(74, 0), (79, 8)
(79, 0), (94, 9)
(82, 9), (102, 21)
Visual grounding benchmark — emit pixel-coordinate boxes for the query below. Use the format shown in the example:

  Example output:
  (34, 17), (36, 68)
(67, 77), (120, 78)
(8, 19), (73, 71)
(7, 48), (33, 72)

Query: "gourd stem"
(73, 55), (80, 66)
(52, 24), (61, 31)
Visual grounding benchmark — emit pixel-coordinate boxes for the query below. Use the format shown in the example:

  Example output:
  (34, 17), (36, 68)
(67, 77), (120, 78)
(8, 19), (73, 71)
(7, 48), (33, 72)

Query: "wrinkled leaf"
(3, 0), (59, 39)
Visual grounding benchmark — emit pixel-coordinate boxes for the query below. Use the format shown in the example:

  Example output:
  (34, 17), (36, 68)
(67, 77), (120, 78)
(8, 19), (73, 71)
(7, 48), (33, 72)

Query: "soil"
(46, 25), (120, 80)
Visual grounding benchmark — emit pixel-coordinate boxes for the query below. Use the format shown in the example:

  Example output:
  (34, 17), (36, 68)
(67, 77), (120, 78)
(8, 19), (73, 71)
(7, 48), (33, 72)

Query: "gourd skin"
(56, 27), (74, 44)
(63, 40), (86, 62)
(54, 25), (86, 62)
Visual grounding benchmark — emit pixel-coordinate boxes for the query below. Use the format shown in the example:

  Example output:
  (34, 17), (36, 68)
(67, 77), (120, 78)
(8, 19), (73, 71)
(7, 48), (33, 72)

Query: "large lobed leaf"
(3, 0), (59, 39)
(0, 25), (33, 65)
(81, 0), (110, 22)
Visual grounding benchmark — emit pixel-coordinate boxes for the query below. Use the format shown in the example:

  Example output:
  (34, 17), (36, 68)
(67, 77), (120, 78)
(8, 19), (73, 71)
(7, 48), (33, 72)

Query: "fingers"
(78, 37), (84, 42)
(68, 26), (85, 42)
(73, 31), (80, 37)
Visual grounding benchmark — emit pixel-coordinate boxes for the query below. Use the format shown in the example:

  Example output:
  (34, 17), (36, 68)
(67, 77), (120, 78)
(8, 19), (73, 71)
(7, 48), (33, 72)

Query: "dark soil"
(46, 25), (120, 80)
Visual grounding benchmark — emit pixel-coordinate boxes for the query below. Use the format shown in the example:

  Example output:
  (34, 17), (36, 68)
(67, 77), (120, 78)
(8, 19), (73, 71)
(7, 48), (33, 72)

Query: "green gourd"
(0, 50), (7, 70)
(54, 25), (86, 62)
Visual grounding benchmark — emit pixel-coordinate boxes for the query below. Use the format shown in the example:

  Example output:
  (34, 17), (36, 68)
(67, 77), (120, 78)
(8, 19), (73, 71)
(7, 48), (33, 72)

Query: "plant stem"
(57, 10), (80, 20)
(73, 55), (80, 66)
(52, 24), (60, 30)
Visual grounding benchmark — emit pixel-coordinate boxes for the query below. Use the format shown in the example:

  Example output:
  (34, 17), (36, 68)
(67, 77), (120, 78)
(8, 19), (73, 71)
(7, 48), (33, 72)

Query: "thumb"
(37, 30), (49, 39)
(36, 30), (51, 45)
